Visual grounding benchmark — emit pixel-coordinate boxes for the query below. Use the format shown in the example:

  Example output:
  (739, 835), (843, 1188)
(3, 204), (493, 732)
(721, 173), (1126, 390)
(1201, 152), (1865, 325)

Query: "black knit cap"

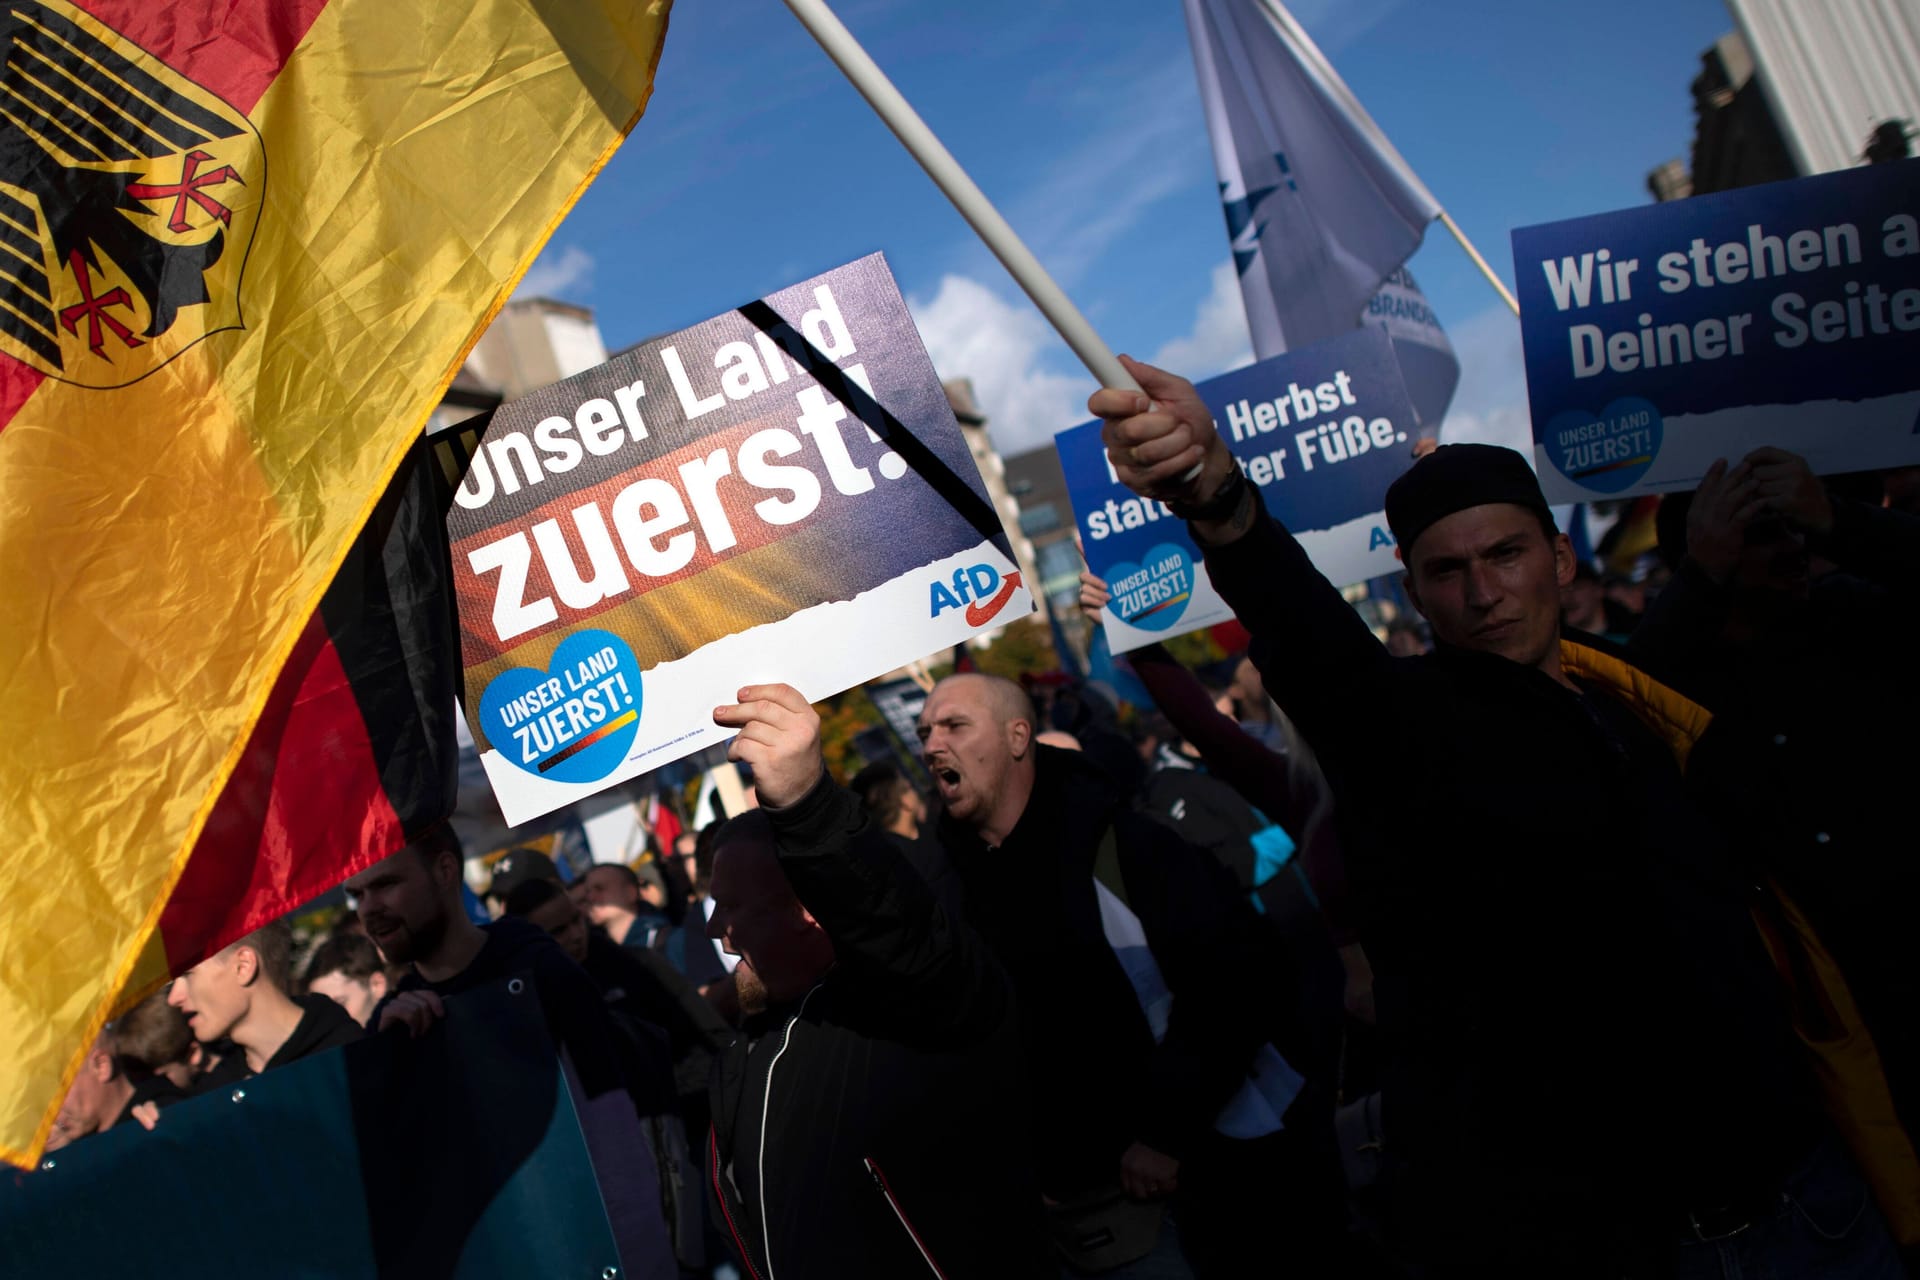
(1385, 443), (1555, 558)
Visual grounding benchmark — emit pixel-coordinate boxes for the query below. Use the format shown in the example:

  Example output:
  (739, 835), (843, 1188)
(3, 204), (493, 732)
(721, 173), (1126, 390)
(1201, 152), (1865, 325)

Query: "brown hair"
(110, 992), (192, 1074)
(228, 919), (294, 993)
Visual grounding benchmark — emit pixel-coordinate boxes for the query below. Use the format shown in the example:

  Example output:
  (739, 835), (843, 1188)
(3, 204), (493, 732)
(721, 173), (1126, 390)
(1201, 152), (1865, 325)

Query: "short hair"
(302, 931), (386, 990)
(864, 775), (916, 827)
(503, 878), (566, 917)
(936, 673), (1037, 732)
(110, 992), (192, 1075)
(589, 862), (642, 893)
(408, 821), (464, 866)
(228, 919), (294, 993)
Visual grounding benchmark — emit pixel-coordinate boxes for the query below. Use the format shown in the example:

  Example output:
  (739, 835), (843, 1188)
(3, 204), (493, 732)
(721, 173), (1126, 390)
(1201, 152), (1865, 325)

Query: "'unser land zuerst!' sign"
(1057, 326), (1420, 654)
(1514, 159), (1920, 503)
(448, 255), (1031, 824)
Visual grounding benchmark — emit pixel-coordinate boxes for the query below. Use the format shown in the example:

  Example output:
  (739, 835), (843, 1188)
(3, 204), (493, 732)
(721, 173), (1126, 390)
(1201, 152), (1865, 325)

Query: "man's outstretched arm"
(714, 685), (1007, 1043)
(1089, 356), (1399, 762)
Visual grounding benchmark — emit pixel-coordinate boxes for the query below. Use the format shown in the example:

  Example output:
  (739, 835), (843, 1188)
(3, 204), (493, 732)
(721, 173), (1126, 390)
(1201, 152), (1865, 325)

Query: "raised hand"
(1744, 446), (1833, 537)
(712, 683), (825, 809)
(1685, 458), (1765, 583)
(1088, 356), (1233, 506)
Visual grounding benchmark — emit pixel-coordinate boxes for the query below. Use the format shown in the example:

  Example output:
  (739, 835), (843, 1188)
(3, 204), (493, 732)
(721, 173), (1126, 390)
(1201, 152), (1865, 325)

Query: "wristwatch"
(1167, 462), (1249, 524)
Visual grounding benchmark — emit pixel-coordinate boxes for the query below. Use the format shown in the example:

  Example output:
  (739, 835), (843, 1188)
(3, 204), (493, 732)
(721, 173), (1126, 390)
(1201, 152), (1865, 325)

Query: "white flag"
(1185, 0), (1458, 427)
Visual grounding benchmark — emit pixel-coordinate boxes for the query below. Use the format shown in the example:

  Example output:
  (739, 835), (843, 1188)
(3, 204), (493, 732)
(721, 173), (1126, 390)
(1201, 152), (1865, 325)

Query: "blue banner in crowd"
(1057, 327), (1420, 654)
(0, 982), (623, 1278)
(1513, 159), (1920, 503)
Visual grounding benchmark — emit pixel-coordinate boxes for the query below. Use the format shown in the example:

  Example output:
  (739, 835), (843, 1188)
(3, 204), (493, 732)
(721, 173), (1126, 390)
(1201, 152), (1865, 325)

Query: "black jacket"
(195, 992), (365, 1091)
(939, 746), (1280, 1196)
(1632, 500), (1920, 1131)
(1200, 491), (1812, 1270)
(709, 777), (1048, 1280)
(377, 917), (655, 1109)
(581, 928), (730, 1130)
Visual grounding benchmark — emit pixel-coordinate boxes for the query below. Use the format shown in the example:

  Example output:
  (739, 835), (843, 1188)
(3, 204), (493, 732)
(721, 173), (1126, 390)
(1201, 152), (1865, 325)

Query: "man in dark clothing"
(1092, 357), (1903, 1276)
(851, 761), (965, 918)
(584, 862), (676, 951)
(506, 877), (730, 1138)
(703, 682), (1048, 1279)
(44, 1025), (186, 1150)
(167, 920), (364, 1093)
(348, 828), (677, 1280)
(918, 673), (1344, 1276)
(1640, 449), (1920, 1143)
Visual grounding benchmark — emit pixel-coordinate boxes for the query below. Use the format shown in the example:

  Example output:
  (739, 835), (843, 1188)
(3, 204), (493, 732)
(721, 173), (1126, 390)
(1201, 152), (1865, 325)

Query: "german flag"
(0, 0), (671, 1165)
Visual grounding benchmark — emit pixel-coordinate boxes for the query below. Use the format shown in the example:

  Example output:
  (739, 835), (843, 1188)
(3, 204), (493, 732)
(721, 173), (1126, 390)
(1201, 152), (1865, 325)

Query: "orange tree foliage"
(815, 686), (883, 784)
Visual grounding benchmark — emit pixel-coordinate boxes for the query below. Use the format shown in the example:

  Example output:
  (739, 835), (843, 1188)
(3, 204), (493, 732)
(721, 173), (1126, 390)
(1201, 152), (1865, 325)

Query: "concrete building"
(1003, 442), (1091, 655)
(1651, 2), (1917, 199)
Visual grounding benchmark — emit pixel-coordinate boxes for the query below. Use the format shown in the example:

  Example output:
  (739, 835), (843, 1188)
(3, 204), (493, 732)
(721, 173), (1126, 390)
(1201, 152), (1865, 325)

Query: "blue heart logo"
(1544, 396), (1663, 494)
(479, 630), (642, 783)
(1101, 542), (1195, 632)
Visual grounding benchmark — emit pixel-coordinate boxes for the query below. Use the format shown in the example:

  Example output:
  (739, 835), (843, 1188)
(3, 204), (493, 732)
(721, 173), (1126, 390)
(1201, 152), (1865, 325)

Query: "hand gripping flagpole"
(780, 0), (1142, 397)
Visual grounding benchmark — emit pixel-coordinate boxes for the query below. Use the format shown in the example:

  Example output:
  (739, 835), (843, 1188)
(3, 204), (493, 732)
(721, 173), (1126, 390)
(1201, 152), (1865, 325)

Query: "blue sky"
(520, 0), (1738, 458)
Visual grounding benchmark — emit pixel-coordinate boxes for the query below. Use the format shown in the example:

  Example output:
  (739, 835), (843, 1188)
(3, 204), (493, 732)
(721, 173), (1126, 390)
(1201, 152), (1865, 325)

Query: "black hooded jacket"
(939, 745), (1282, 1196)
(1198, 489), (1812, 1271)
(195, 992), (365, 1091)
(708, 777), (1048, 1280)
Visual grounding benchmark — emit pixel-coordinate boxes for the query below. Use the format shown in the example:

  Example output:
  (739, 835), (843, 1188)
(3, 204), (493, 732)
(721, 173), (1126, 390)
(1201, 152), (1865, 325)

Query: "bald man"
(703, 683), (1046, 1278)
(919, 674), (1345, 1275)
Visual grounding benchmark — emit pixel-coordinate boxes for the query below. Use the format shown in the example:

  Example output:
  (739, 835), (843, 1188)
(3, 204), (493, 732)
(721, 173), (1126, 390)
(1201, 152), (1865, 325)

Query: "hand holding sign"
(1684, 458), (1765, 584)
(1746, 446), (1833, 537)
(714, 684), (825, 809)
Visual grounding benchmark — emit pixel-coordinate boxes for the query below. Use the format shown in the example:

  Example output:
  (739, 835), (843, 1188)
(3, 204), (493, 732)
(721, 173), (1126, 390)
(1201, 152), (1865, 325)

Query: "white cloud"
(517, 245), (595, 301)
(1148, 260), (1254, 379)
(908, 274), (1091, 458)
(1438, 301), (1532, 454)
(969, 58), (1207, 289)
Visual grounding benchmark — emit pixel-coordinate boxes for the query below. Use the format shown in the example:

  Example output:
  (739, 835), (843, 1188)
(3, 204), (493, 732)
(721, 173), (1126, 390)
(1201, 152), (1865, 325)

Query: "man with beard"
(345, 823), (676, 1280)
(916, 674), (1333, 1276)
(700, 683), (1047, 1278)
(1091, 357), (1904, 1275)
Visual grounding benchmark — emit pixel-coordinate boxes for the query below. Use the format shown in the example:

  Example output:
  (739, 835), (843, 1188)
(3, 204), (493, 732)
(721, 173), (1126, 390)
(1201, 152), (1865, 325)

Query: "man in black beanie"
(1086, 357), (1905, 1278)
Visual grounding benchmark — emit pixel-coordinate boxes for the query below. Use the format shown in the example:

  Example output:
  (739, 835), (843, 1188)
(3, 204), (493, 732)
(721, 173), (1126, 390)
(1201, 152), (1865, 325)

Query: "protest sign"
(864, 676), (932, 786)
(1513, 160), (1920, 503)
(448, 255), (1029, 825)
(1057, 327), (1420, 654)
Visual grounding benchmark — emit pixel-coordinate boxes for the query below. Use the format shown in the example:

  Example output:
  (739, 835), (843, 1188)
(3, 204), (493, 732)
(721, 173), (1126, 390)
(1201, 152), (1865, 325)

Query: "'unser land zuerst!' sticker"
(446, 254), (1032, 826)
(1514, 160), (1920, 503)
(1055, 325), (1422, 655)
(479, 630), (641, 785)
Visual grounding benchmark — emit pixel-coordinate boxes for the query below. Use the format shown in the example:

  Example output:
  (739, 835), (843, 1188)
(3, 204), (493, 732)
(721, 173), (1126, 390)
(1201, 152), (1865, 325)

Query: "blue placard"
(1058, 327), (1419, 653)
(1513, 159), (1920, 502)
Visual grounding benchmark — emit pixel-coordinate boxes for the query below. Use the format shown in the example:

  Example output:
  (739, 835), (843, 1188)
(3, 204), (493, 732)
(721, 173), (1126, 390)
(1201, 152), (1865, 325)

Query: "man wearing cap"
(1091, 358), (1902, 1276)
(484, 846), (564, 907)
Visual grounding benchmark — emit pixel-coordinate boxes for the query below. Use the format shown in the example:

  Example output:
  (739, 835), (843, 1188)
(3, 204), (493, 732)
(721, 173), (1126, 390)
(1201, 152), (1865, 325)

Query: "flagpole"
(1437, 211), (1519, 316)
(779, 0), (1140, 396)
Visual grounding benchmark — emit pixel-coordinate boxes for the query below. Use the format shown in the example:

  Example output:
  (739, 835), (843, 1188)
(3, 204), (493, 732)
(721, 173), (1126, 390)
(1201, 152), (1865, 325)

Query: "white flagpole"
(780, 0), (1142, 396)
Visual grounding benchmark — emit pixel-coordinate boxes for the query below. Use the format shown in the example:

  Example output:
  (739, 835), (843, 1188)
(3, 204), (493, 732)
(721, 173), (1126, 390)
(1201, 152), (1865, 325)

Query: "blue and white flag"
(1184, 0), (1459, 429)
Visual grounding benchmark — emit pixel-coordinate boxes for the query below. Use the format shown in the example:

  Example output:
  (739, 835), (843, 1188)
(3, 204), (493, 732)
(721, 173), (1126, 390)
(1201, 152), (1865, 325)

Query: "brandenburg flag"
(0, 0), (670, 1165)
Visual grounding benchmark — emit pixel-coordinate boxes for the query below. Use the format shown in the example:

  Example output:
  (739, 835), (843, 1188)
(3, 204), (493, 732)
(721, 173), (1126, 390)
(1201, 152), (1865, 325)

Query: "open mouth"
(932, 765), (961, 792)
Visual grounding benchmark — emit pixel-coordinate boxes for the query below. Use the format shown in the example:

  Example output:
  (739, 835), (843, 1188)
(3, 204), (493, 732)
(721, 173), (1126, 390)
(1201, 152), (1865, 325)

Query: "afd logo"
(930, 564), (1023, 627)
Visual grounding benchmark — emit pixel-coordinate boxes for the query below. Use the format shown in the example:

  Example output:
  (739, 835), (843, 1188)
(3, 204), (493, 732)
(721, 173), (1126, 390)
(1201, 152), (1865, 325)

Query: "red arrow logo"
(964, 570), (1022, 628)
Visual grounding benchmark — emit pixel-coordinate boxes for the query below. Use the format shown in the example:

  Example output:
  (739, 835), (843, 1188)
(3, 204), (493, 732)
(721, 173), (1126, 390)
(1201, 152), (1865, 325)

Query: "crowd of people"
(44, 355), (1920, 1279)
